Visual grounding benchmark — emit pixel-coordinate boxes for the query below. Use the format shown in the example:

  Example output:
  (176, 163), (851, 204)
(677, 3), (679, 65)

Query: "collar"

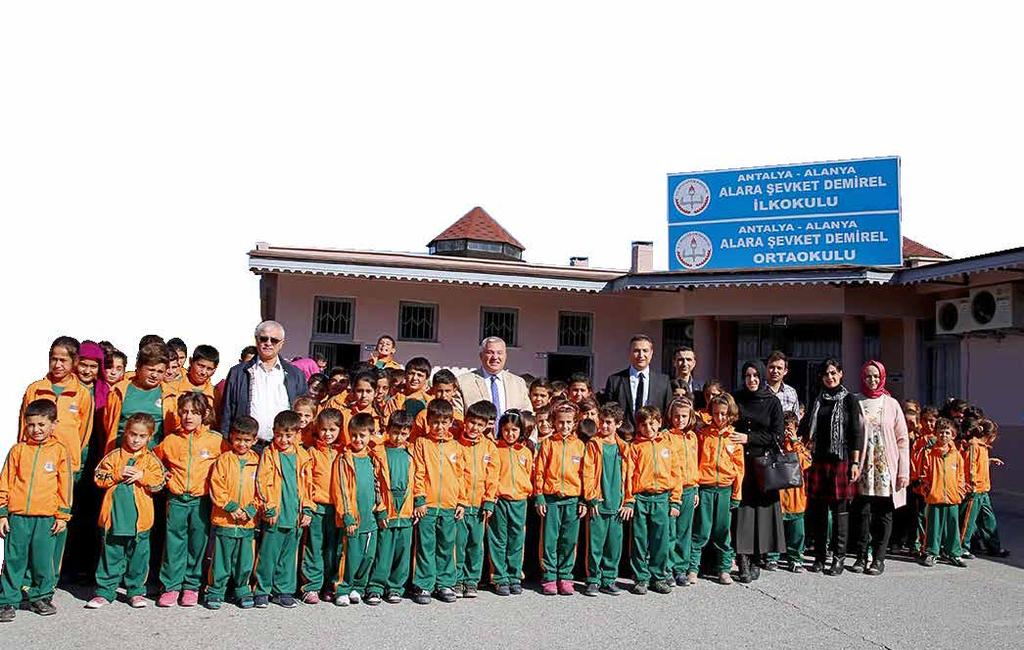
(255, 357), (283, 373)
(482, 369), (503, 381)
(629, 366), (649, 379)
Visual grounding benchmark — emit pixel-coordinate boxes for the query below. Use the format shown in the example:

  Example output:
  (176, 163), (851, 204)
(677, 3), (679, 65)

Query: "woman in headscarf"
(798, 358), (864, 575)
(732, 360), (786, 583)
(850, 360), (910, 576)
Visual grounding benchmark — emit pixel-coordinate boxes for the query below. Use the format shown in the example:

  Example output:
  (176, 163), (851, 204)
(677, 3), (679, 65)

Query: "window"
(399, 301), (438, 342)
(481, 307), (519, 347)
(312, 296), (354, 341)
(467, 240), (504, 253)
(558, 311), (593, 351)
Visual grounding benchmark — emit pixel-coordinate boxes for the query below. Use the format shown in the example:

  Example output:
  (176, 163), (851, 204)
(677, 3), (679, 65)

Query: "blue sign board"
(667, 157), (901, 271)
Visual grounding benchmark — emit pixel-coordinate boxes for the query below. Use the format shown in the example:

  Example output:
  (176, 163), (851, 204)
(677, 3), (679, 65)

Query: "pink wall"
(961, 335), (1024, 426)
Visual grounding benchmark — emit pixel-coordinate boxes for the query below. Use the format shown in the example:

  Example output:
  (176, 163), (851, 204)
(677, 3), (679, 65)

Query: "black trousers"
(854, 496), (894, 560)
(807, 498), (849, 560)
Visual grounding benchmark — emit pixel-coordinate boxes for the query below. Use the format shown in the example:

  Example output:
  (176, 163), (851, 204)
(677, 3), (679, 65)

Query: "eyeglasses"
(257, 336), (282, 345)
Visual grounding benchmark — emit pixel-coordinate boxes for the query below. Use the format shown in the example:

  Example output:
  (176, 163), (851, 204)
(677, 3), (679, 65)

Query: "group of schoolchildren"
(0, 335), (1009, 622)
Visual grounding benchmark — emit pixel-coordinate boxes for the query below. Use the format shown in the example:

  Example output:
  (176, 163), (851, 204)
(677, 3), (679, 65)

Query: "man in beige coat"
(458, 337), (530, 415)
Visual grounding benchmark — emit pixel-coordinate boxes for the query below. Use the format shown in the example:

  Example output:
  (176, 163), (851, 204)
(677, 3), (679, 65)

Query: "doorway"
(546, 353), (592, 384)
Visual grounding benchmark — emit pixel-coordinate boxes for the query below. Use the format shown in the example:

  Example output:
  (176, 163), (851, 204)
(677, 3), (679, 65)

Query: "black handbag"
(751, 442), (803, 492)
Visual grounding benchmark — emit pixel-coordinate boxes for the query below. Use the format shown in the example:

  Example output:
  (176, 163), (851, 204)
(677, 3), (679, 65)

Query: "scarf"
(79, 341), (109, 410)
(860, 360), (890, 399)
(807, 384), (849, 458)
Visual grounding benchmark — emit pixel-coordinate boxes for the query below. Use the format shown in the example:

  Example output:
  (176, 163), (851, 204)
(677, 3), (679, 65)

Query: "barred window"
(312, 297), (354, 340)
(558, 312), (593, 350)
(481, 307), (519, 347)
(399, 302), (438, 342)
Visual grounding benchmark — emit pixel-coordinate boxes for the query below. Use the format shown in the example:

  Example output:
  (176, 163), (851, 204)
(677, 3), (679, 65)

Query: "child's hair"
(577, 396), (599, 414)
(708, 394), (739, 423)
(702, 378), (724, 394)
(328, 366), (347, 379)
(24, 398), (58, 421)
(978, 418), (999, 444)
(125, 412), (156, 435)
(49, 335), (80, 358)
(550, 380), (568, 395)
(550, 400), (579, 419)
(567, 372), (592, 389)
(316, 408), (343, 429)
(98, 340), (117, 355)
(465, 399), (496, 423)
(240, 345), (258, 360)
(598, 402), (624, 423)
(386, 367), (406, 383)
(520, 373), (536, 386)
(529, 377), (552, 393)
(273, 410), (302, 431)
(191, 344), (219, 366)
(667, 397), (695, 431)
(377, 334), (396, 346)
(617, 420), (634, 441)
(349, 412), (376, 435)
(136, 342), (171, 368)
(307, 372), (328, 390)
(311, 351), (327, 365)
(498, 410), (526, 442)
(230, 415), (259, 438)
(387, 410), (414, 430)
(921, 405), (939, 419)
(941, 397), (969, 418)
(426, 398), (455, 421)
(352, 370), (378, 388)
(519, 410), (536, 438)
(783, 411), (799, 430)
(405, 357), (432, 376)
(670, 378), (694, 398)
(431, 369), (457, 388)
(167, 337), (187, 358)
(291, 396), (317, 414)
(177, 392), (211, 420)
(635, 405), (663, 427)
(934, 417), (957, 435)
(577, 418), (598, 439)
(138, 334), (165, 350)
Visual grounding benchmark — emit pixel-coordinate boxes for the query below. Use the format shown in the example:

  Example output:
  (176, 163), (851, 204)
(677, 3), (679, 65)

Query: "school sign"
(667, 157), (902, 271)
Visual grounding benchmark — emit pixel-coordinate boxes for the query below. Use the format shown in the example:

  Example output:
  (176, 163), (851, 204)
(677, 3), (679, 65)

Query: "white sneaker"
(349, 591), (361, 604)
(86, 596), (109, 609)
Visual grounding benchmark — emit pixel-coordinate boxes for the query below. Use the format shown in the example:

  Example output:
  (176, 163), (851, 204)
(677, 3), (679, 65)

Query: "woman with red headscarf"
(850, 360), (910, 576)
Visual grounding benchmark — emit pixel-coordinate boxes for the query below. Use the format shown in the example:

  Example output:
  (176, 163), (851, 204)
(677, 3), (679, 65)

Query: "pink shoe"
(156, 591), (179, 607)
(541, 581), (557, 596)
(85, 596), (109, 609)
(557, 580), (575, 595)
(128, 596), (148, 608)
(180, 590), (199, 607)
(302, 591), (320, 605)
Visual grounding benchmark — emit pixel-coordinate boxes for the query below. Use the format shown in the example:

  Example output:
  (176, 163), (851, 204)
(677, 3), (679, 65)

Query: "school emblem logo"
(68, 404), (78, 413)
(660, 448), (671, 459)
(449, 453), (458, 463)
(200, 450), (211, 459)
(519, 457), (527, 465)
(483, 455), (492, 464)
(673, 178), (711, 216)
(571, 455), (582, 464)
(155, 398), (163, 408)
(44, 462), (55, 472)
(675, 231), (713, 270)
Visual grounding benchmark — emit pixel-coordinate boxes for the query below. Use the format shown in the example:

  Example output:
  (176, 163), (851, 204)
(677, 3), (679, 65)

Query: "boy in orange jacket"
(626, 406), (682, 595)
(300, 408), (343, 604)
(454, 401), (498, 598)
(104, 343), (175, 452)
(165, 344), (219, 432)
(332, 413), (380, 606)
(489, 410), (534, 596)
(920, 418), (967, 568)
(206, 416), (260, 609)
(254, 410), (314, 608)
(689, 394), (744, 585)
(367, 411), (416, 605)
(533, 401), (587, 596)
(0, 400), (72, 622)
(582, 402), (630, 597)
(960, 419), (1009, 558)
(779, 411), (812, 572)
(411, 399), (463, 604)
(666, 398), (700, 587)
(410, 370), (463, 443)
(87, 413), (166, 609)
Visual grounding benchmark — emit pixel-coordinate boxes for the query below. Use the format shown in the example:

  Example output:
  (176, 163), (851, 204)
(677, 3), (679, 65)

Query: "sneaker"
(365, 593), (382, 606)
(436, 588), (457, 603)
(180, 590), (199, 607)
(0, 606), (14, 623)
(349, 590), (362, 605)
(583, 583), (599, 597)
(271, 594), (297, 608)
(29, 598), (57, 616)
(949, 556), (968, 568)
(541, 581), (558, 596)
(238, 597), (255, 609)
(557, 580), (574, 595)
(849, 556), (867, 574)
(453, 583), (466, 599)
(674, 574), (688, 587)
(921, 555), (937, 567)
(686, 572), (698, 586)
(384, 592), (402, 604)
(809, 559), (825, 573)
(989, 548), (1011, 558)
(825, 557), (845, 576)
(85, 596), (109, 609)
(320, 590), (334, 603)
(157, 590), (179, 608)
(865, 559), (885, 576)
(718, 572), (734, 585)
(205, 600), (222, 610)
(412, 590), (432, 605)
(599, 584), (622, 596)
(333, 594), (349, 607)
(254, 594), (270, 608)
(129, 596), (148, 608)
(302, 591), (320, 605)
(961, 551), (975, 560)
(632, 582), (648, 595)
(509, 583), (523, 595)
(764, 560), (779, 572)
(495, 584), (511, 597)
(463, 584), (478, 599)
(650, 580), (672, 594)
(791, 561), (805, 574)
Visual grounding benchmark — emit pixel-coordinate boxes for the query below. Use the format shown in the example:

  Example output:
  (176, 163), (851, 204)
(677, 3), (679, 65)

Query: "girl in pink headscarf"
(291, 357), (321, 381)
(851, 360), (910, 576)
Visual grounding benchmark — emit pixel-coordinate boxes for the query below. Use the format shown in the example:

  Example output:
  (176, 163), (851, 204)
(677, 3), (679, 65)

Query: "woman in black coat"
(732, 360), (787, 583)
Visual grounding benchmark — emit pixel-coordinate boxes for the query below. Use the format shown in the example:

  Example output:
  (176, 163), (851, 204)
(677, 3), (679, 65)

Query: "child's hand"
(299, 514), (312, 528)
(589, 505), (599, 519)
(693, 492), (700, 507)
(378, 519), (388, 530)
(413, 505), (428, 519)
(992, 457), (1005, 467)
(265, 515), (278, 527)
(454, 506), (465, 521)
(618, 506), (633, 522)
(346, 524), (357, 536)
(51, 519), (67, 535)
(121, 466), (142, 484)
(670, 507), (680, 518)
(231, 509), (247, 523)
(0, 517), (8, 538)
(576, 503), (587, 518)
(481, 510), (492, 524)
(730, 499), (740, 510)
(535, 504), (547, 517)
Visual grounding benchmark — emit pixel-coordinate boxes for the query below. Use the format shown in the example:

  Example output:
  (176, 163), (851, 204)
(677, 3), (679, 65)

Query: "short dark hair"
(629, 334), (655, 347)
(529, 378), (552, 393)
(191, 344), (219, 366)
(387, 411), (414, 430)
(351, 370), (378, 388)
(426, 399), (455, 422)
(138, 334), (165, 350)
(311, 352), (327, 364)
(125, 412), (156, 434)
(766, 350), (789, 367)
(107, 349), (128, 368)
(634, 405), (662, 425)
(567, 372), (592, 389)
(273, 410), (302, 431)
(348, 412), (376, 435)
(49, 336), (80, 359)
(25, 398), (58, 421)
(577, 418), (597, 439)
(316, 408), (343, 428)
(240, 345), (258, 361)
(405, 357), (431, 376)
(783, 411), (799, 429)
(230, 416), (259, 437)
(136, 342), (171, 368)
(598, 402), (624, 423)
(431, 369), (457, 387)
(167, 338), (187, 357)
(466, 400), (496, 423)
(177, 392), (211, 420)
(672, 345), (694, 358)
(578, 397), (599, 413)
(328, 366), (347, 379)
(377, 335), (396, 346)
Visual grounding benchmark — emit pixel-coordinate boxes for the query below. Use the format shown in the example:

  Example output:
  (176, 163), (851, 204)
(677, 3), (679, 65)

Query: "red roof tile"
(902, 237), (949, 260)
(429, 207), (525, 250)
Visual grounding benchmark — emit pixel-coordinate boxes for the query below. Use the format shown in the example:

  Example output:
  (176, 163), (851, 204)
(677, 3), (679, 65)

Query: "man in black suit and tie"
(603, 334), (673, 427)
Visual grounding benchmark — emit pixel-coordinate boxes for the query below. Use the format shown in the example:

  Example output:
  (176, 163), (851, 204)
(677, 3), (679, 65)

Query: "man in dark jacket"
(603, 334), (672, 427)
(220, 320), (307, 449)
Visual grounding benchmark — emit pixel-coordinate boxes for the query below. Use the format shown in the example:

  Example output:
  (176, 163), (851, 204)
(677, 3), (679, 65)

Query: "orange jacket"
(153, 426), (226, 497)
(20, 375), (94, 474)
(495, 440), (534, 500)
(368, 355), (403, 370)
(532, 434), (586, 500)
(256, 444), (315, 525)
(330, 448), (379, 529)
(583, 436), (630, 506)
(920, 445), (966, 505)
(910, 435), (936, 495)
(103, 379), (177, 453)
(372, 443), (416, 522)
(626, 433), (683, 505)
(961, 438), (991, 493)
(670, 429), (699, 488)
(340, 403), (379, 448)
(778, 437), (812, 515)
(696, 424), (744, 501)
(208, 450), (260, 529)
(164, 373), (216, 432)
(412, 433), (463, 510)
(0, 438), (72, 520)
(94, 447), (166, 532)
(307, 441), (339, 506)
(409, 400), (464, 444)
(457, 435), (498, 511)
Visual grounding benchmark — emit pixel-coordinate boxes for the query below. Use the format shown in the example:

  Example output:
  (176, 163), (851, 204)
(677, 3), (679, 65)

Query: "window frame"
(311, 295), (356, 343)
(398, 300), (440, 343)
(479, 306), (520, 348)
(557, 310), (594, 353)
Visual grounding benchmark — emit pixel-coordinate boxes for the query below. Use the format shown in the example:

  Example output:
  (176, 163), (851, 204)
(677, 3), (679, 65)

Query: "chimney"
(569, 256), (589, 268)
(630, 241), (653, 273)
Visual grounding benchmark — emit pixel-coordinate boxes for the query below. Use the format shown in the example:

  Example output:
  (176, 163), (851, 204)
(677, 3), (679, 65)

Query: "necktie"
(490, 375), (501, 413)
(635, 372), (645, 415)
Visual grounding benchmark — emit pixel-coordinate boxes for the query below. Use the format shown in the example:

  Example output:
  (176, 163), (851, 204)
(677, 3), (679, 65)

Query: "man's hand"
(850, 463), (862, 483)
(51, 519), (67, 535)
(896, 476), (909, 490)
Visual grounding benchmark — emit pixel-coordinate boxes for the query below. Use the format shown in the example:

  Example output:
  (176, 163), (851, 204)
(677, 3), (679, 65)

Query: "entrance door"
(546, 354), (592, 384)
(310, 342), (362, 372)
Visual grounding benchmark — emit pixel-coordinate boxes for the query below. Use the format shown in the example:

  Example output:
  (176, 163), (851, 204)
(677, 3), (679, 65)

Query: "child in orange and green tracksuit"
(300, 408), (343, 604)
(206, 417), (260, 609)
(625, 406), (682, 595)
(153, 394), (225, 607)
(666, 398), (699, 587)
(689, 394), (744, 585)
(331, 413), (380, 605)
(582, 403), (629, 596)
(489, 411), (534, 596)
(410, 399), (463, 604)
(959, 419), (1008, 558)
(909, 406), (938, 554)
(164, 345), (219, 432)
(533, 402), (587, 596)
(367, 411), (416, 605)
(88, 413), (165, 609)
(454, 401), (498, 598)
(254, 411), (315, 608)
(778, 412), (812, 572)
(409, 370), (463, 444)
(104, 343), (176, 452)
(919, 418), (967, 568)
(0, 400), (72, 622)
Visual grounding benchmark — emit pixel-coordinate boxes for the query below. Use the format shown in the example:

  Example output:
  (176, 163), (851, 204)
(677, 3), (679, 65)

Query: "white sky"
(2, 2), (1022, 456)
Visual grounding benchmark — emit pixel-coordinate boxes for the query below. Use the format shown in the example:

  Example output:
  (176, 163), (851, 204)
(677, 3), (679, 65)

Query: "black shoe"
(674, 574), (688, 587)
(365, 593), (382, 606)
(825, 557), (845, 576)
(412, 590), (432, 605)
(0, 606), (15, 623)
(921, 555), (937, 567)
(809, 559), (825, 573)
(271, 594), (297, 608)
(254, 594), (270, 608)
(509, 583), (523, 595)
(764, 560), (778, 572)
(600, 584), (622, 596)
(949, 557), (968, 568)
(435, 588), (457, 603)
(495, 584), (511, 596)
(989, 548), (1011, 558)
(865, 559), (885, 576)
(650, 580), (672, 594)
(29, 598), (57, 616)
(453, 583), (466, 599)
(849, 556), (867, 573)
(583, 583), (599, 597)
(632, 582), (648, 595)
(961, 551), (975, 560)
(791, 561), (805, 573)
(737, 555), (752, 583)
(749, 563), (761, 582)
(463, 584), (478, 599)
(384, 591), (402, 604)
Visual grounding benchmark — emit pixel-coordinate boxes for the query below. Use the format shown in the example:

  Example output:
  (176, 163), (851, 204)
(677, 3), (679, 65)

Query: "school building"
(249, 207), (1024, 432)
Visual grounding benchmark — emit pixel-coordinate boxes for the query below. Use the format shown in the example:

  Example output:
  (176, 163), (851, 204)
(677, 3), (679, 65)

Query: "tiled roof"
(903, 237), (948, 259)
(428, 207), (525, 249)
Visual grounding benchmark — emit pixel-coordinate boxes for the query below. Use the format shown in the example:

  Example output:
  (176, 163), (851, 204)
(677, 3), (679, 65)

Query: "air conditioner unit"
(935, 298), (970, 335)
(966, 283), (1024, 331)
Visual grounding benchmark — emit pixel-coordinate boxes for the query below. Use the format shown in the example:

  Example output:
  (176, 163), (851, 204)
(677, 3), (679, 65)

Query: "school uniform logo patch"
(449, 453), (458, 463)
(571, 455), (582, 464)
(660, 448), (671, 459)
(155, 398), (163, 408)
(68, 404), (78, 414)
(44, 462), (55, 473)
(483, 455), (492, 464)
(200, 450), (211, 459)
(519, 457), (527, 465)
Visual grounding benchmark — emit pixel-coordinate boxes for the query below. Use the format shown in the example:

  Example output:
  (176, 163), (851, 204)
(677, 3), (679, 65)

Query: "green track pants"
(95, 530), (150, 601)
(488, 499), (526, 586)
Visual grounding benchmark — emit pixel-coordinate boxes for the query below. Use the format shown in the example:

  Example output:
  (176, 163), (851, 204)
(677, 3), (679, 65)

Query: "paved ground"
(4, 495), (1023, 649)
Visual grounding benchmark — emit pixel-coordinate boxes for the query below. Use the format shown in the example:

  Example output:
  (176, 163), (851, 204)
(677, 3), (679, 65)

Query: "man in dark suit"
(603, 334), (673, 427)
